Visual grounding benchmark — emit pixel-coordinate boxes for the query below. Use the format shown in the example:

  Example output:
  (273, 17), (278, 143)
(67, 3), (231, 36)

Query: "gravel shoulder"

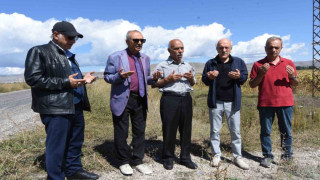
(95, 147), (320, 180)
(0, 89), (40, 140)
(31, 145), (319, 180)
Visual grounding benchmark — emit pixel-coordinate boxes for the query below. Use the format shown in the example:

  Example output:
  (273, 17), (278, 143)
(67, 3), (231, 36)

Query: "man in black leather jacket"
(24, 21), (98, 180)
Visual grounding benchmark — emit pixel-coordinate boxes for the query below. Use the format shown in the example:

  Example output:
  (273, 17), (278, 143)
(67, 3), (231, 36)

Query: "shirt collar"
(262, 56), (284, 64)
(212, 55), (233, 64)
(64, 50), (74, 59)
(167, 57), (184, 65)
(219, 55), (233, 63)
(51, 40), (74, 58)
(126, 48), (141, 58)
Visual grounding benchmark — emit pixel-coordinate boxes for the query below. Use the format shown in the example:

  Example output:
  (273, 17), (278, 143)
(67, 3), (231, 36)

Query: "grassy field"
(0, 82), (30, 93)
(0, 70), (320, 179)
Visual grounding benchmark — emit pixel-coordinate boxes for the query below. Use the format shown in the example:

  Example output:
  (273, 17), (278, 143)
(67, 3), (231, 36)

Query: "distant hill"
(296, 61), (313, 66)
(152, 60), (313, 74)
(246, 60), (313, 71)
(151, 62), (205, 74)
(0, 60), (313, 83)
(0, 74), (25, 83)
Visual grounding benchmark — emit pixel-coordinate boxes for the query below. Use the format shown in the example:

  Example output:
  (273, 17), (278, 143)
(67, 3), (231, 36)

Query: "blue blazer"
(201, 55), (248, 111)
(104, 49), (154, 116)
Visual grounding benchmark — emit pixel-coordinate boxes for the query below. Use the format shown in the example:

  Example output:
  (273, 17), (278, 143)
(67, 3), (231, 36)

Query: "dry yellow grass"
(0, 72), (320, 179)
(0, 82), (30, 93)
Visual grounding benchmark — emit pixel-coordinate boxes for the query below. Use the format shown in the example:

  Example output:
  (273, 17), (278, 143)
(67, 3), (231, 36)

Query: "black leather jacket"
(24, 41), (90, 114)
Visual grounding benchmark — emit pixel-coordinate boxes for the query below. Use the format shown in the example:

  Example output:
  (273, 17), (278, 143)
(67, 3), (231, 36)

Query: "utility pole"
(313, 0), (320, 97)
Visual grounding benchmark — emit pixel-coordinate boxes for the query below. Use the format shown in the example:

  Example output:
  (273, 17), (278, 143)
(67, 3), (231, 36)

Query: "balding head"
(216, 38), (232, 49)
(168, 39), (182, 49)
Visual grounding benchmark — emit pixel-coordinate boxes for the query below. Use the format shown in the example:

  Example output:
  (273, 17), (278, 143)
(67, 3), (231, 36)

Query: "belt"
(162, 92), (190, 97)
(130, 92), (140, 98)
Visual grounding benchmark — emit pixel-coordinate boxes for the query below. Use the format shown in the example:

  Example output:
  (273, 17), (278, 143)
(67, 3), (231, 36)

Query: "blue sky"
(0, 0), (311, 74)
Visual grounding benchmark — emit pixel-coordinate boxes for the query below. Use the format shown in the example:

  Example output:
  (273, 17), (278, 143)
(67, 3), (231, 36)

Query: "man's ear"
(52, 31), (61, 40)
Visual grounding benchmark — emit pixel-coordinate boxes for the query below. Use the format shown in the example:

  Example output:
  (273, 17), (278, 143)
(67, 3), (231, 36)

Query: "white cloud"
(0, 67), (24, 75)
(232, 33), (272, 62)
(142, 23), (232, 60)
(299, 51), (309, 55)
(0, 13), (231, 71)
(0, 13), (307, 75)
(282, 43), (305, 54)
(232, 33), (305, 63)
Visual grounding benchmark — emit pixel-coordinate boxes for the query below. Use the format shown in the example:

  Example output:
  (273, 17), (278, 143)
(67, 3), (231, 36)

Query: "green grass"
(0, 75), (320, 179)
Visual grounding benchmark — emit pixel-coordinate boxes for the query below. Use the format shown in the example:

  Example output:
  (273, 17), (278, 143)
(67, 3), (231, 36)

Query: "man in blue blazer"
(104, 30), (159, 176)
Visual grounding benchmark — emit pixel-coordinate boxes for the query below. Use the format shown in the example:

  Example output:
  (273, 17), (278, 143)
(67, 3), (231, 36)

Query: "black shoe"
(163, 160), (173, 170)
(181, 160), (198, 169)
(67, 170), (99, 179)
(281, 154), (293, 161)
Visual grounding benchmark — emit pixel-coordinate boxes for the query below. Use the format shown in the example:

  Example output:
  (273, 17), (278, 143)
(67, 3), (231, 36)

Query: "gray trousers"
(209, 100), (242, 157)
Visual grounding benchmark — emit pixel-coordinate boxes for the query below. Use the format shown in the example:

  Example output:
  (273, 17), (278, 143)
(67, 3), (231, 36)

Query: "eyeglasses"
(132, 39), (146, 43)
(218, 46), (230, 50)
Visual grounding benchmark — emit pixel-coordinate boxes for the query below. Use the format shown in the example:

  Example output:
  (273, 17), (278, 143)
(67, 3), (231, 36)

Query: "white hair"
(50, 33), (63, 40)
(266, 36), (283, 47)
(126, 30), (142, 40)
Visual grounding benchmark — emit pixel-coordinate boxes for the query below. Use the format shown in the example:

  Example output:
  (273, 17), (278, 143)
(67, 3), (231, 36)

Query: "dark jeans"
(40, 103), (84, 180)
(160, 93), (193, 163)
(112, 94), (147, 166)
(258, 106), (294, 159)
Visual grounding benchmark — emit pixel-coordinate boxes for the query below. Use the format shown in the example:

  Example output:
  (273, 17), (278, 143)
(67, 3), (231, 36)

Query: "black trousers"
(160, 93), (193, 163)
(112, 93), (147, 166)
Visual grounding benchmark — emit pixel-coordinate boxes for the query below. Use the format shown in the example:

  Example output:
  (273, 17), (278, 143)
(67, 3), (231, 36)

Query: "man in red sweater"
(249, 36), (299, 168)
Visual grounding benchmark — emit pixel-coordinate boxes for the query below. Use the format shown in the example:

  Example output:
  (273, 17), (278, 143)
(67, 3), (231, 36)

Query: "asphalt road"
(0, 89), (40, 140)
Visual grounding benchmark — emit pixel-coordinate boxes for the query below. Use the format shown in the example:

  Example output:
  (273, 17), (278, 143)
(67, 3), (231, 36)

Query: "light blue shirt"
(154, 57), (196, 93)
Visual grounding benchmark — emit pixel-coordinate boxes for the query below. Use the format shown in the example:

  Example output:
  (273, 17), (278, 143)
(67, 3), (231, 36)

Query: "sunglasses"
(59, 33), (79, 41)
(132, 39), (146, 43)
(67, 36), (79, 41)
